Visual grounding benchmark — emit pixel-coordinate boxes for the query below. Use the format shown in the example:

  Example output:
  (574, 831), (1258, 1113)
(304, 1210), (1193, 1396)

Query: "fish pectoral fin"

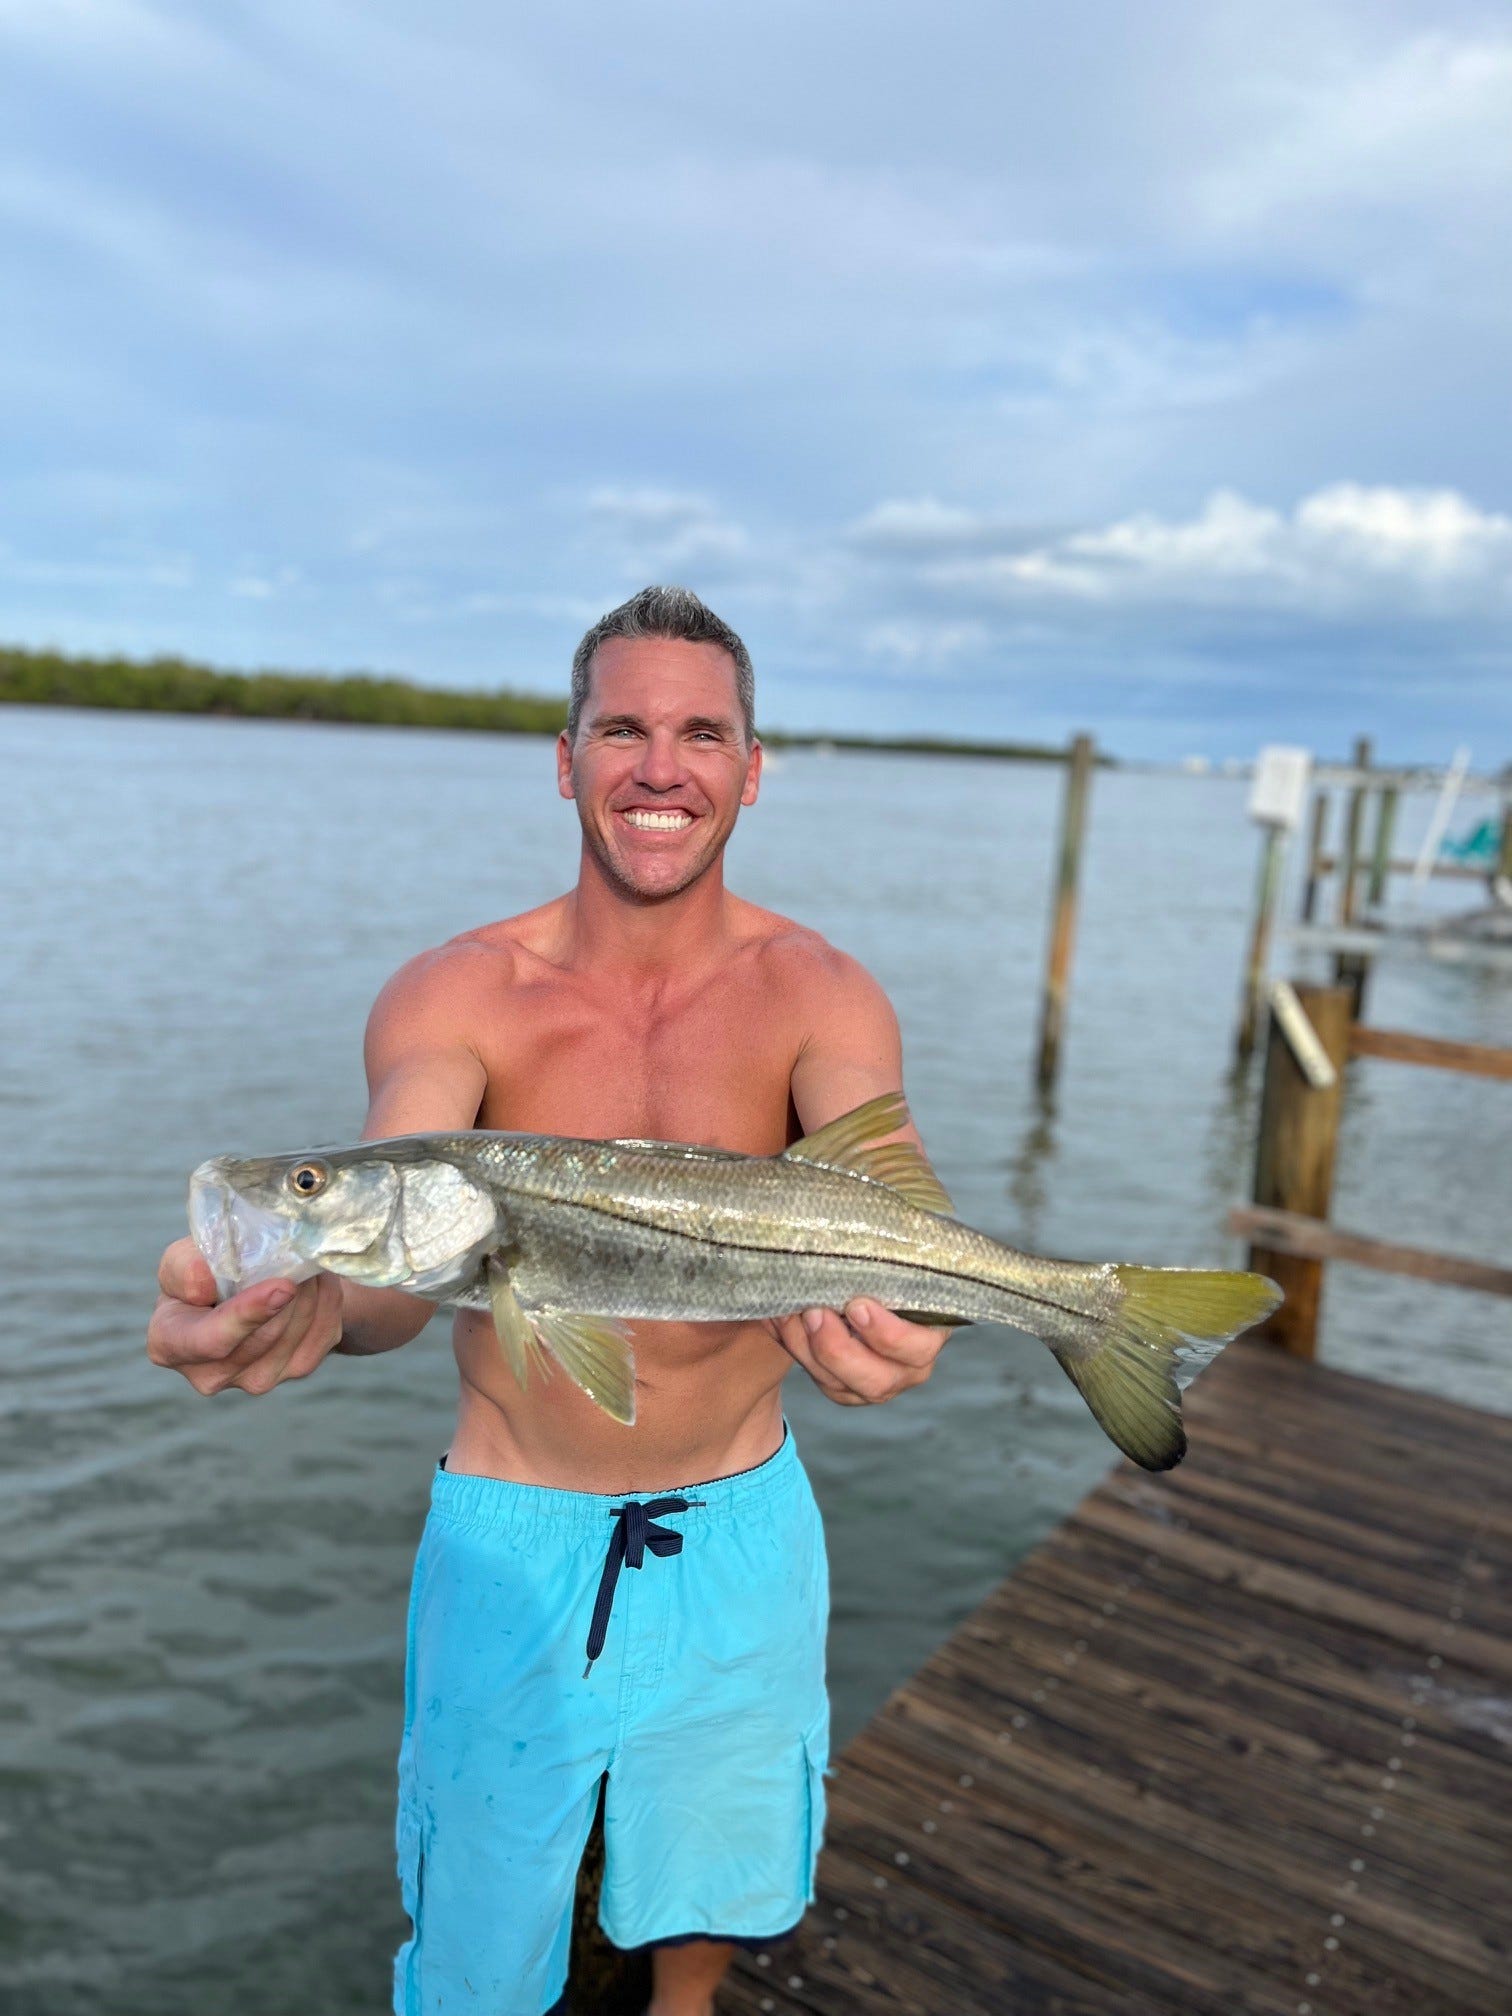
(486, 1256), (551, 1389)
(784, 1092), (955, 1215)
(528, 1307), (637, 1427)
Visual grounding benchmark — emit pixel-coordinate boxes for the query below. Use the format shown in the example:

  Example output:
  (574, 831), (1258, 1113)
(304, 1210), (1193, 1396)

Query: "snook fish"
(188, 1093), (1281, 1471)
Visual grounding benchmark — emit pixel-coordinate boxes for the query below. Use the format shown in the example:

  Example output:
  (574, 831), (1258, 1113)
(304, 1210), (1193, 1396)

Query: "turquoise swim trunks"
(392, 1426), (830, 2016)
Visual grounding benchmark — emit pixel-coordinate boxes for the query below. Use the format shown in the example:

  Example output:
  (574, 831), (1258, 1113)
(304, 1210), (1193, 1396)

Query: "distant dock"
(722, 1342), (1512, 2016)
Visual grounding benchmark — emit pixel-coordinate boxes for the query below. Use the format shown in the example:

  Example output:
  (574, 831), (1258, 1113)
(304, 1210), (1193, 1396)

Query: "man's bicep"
(789, 954), (914, 1139)
(361, 956), (490, 1138)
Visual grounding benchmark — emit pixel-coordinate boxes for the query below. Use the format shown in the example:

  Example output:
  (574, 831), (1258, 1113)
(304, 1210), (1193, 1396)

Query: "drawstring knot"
(583, 1496), (703, 1677)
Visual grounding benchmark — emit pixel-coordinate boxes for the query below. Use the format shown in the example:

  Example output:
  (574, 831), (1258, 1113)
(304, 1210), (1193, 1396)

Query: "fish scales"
(188, 1093), (1282, 1469)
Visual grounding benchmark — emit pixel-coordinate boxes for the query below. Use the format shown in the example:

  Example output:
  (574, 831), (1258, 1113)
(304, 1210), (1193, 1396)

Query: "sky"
(1, 1), (1509, 760)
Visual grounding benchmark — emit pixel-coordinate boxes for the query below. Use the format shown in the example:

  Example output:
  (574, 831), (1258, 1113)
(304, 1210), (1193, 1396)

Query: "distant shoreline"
(0, 643), (1099, 765)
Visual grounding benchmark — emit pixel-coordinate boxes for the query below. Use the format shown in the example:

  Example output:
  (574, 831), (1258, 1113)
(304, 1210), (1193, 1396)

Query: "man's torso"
(430, 893), (825, 1489)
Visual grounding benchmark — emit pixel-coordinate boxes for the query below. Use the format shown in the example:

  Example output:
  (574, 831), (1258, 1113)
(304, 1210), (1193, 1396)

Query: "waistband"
(427, 1422), (802, 1540)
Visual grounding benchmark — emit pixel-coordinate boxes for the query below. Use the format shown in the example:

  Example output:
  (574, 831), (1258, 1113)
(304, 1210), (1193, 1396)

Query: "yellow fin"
(1049, 1267), (1282, 1472)
(784, 1092), (954, 1214)
(487, 1256), (550, 1389)
(530, 1307), (637, 1426)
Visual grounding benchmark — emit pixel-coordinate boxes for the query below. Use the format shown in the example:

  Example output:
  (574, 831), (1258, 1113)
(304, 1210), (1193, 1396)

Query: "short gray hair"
(568, 585), (756, 744)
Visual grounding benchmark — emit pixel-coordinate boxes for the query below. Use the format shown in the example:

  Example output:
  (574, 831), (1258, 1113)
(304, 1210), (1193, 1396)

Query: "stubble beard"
(582, 811), (732, 906)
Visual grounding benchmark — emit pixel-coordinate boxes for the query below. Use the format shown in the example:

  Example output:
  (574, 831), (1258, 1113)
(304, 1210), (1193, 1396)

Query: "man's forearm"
(333, 1281), (438, 1356)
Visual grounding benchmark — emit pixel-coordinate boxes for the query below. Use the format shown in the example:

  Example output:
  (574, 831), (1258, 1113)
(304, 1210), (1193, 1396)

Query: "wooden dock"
(720, 1342), (1512, 2016)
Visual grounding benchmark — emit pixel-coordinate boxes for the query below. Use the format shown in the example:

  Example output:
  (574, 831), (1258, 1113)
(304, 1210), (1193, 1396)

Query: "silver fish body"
(188, 1095), (1281, 1470)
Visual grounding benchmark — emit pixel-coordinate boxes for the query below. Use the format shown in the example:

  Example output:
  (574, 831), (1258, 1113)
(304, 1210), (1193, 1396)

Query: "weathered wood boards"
(721, 1344), (1512, 2016)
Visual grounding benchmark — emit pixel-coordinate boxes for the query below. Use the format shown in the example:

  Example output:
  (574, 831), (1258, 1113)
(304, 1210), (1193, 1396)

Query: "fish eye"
(288, 1161), (329, 1198)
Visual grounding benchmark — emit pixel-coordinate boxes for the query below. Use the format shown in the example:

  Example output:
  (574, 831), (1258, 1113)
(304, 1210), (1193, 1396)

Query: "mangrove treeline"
(0, 642), (1076, 762)
(0, 644), (567, 736)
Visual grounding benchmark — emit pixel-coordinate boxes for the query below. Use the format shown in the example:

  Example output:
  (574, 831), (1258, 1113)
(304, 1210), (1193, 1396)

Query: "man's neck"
(561, 846), (735, 981)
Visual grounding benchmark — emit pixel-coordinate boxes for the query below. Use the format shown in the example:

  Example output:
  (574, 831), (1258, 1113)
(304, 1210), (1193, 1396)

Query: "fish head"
(188, 1142), (501, 1300)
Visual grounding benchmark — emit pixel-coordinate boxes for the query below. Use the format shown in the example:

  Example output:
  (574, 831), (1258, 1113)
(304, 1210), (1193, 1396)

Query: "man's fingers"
(231, 1277), (343, 1393)
(157, 1237), (219, 1307)
(146, 1278), (298, 1368)
(843, 1300), (952, 1369)
(770, 1313), (862, 1404)
(803, 1309), (902, 1401)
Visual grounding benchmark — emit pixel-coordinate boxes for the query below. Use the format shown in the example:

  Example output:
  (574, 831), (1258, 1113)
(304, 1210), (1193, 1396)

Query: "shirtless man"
(147, 586), (951, 2016)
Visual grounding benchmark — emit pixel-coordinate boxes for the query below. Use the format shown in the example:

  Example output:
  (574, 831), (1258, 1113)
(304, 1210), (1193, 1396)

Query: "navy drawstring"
(583, 1496), (702, 1677)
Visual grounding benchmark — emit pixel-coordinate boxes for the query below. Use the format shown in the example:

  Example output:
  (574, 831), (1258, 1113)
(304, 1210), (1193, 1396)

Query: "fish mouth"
(188, 1159), (321, 1300)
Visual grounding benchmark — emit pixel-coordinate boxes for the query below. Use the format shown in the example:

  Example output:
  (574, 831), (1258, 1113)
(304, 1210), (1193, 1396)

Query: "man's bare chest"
(473, 973), (801, 1156)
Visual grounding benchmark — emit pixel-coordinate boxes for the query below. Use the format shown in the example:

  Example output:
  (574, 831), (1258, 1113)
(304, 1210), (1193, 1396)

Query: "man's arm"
(775, 945), (954, 1407)
(147, 945), (493, 1395)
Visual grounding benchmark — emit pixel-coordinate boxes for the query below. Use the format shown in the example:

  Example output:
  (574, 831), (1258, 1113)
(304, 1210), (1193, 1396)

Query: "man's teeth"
(623, 809), (692, 830)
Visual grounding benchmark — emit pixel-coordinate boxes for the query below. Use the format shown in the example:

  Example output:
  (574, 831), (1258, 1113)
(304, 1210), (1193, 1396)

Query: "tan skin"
(147, 634), (951, 2016)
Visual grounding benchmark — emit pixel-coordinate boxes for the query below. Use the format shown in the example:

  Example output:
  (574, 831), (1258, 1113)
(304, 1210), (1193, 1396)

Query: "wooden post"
(1035, 732), (1094, 1091)
(1337, 736), (1372, 924)
(1247, 982), (1353, 1358)
(1236, 824), (1285, 1059)
(1366, 784), (1399, 910)
(1300, 791), (1329, 923)
(1334, 735), (1373, 1019)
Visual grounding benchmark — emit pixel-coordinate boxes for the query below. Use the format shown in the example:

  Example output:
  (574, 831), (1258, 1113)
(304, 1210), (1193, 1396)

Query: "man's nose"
(633, 729), (685, 790)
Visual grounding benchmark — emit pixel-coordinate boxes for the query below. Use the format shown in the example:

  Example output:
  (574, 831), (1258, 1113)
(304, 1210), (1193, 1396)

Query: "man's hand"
(147, 1238), (345, 1398)
(771, 1301), (952, 1406)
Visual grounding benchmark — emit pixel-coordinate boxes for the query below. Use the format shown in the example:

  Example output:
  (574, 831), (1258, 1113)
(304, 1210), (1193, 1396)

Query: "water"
(2, 707), (1508, 2013)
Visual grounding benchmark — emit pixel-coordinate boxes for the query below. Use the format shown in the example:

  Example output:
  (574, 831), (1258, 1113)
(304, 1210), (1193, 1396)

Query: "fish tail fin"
(1049, 1266), (1282, 1471)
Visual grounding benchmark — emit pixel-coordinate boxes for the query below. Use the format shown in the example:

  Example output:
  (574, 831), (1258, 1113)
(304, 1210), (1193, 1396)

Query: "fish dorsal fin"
(783, 1092), (954, 1215)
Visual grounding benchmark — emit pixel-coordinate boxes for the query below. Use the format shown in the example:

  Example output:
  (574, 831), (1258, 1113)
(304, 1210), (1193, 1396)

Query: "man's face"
(557, 635), (762, 903)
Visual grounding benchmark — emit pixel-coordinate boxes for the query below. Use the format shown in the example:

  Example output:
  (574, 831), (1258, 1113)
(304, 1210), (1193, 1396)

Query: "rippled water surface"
(3, 707), (1508, 2013)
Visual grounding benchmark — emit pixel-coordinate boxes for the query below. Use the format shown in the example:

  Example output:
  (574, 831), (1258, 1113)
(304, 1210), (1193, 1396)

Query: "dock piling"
(1034, 732), (1094, 1092)
(1334, 735), (1373, 1016)
(1246, 981), (1352, 1357)
(1300, 790), (1329, 923)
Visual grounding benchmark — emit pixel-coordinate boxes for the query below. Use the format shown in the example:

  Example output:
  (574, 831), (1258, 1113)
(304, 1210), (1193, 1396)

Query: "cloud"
(915, 483), (1512, 618)
(849, 498), (1022, 556)
(582, 488), (748, 572)
(861, 619), (990, 667)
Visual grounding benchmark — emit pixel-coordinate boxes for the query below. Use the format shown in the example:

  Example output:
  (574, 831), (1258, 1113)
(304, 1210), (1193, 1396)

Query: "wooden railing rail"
(1230, 1204), (1512, 1297)
(1244, 981), (1510, 1358)
(1347, 1025), (1512, 1080)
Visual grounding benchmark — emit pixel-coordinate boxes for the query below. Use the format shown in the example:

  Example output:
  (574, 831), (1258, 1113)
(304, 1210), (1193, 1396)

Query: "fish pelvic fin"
(487, 1256), (550, 1387)
(530, 1307), (637, 1427)
(1050, 1266), (1283, 1472)
(784, 1091), (954, 1215)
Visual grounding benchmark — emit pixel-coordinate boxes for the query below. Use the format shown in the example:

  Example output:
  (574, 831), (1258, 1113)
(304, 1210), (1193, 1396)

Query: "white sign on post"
(1248, 746), (1312, 831)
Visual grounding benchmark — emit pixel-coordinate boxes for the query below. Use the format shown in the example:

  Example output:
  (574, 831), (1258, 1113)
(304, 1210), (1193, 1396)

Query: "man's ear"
(556, 730), (576, 800)
(741, 738), (763, 807)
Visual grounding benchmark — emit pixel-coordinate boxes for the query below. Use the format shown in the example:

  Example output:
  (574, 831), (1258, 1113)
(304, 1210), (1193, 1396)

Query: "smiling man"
(147, 586), (952, 2016)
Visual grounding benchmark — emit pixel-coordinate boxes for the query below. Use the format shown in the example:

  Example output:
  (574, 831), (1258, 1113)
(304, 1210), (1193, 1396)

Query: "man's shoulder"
(369, 901), (568, 1027)
(734, 900), (889, 1011)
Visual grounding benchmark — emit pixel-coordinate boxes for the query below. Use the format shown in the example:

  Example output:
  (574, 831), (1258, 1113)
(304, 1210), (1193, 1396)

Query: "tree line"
(0, 640), (1074, 761)
(0, 644), (567, 735)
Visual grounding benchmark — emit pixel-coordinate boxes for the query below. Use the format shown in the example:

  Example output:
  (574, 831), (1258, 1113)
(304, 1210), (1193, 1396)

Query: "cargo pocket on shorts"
(801, 1708), (831, 1903)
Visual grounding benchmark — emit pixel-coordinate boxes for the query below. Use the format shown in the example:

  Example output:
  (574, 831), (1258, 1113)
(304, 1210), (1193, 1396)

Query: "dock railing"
(1228, 979), (1512, 1357)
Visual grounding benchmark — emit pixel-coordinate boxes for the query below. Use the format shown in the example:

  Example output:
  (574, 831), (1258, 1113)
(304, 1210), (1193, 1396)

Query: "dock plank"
(722, 1344), (1512, 2016)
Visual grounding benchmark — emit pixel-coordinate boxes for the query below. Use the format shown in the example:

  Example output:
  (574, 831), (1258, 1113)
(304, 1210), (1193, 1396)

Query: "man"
(147, 586), (952, 2016)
